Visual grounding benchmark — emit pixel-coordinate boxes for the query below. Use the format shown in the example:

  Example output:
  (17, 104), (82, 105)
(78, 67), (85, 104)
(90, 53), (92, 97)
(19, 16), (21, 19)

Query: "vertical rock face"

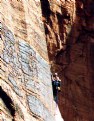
(41, 0), (94, 121)
(0, 0), (55, 121)
(1, 0), (94, 121)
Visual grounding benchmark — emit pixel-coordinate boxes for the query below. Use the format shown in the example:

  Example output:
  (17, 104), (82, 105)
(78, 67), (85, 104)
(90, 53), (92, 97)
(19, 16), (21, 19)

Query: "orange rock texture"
(1, 0), (94, 121)
(0, 0), (55, 121)
(41, 0), (94, 121)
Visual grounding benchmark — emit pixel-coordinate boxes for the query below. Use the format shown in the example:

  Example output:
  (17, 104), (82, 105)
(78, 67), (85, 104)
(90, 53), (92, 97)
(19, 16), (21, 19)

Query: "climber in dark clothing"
(52, 73), (61, 103)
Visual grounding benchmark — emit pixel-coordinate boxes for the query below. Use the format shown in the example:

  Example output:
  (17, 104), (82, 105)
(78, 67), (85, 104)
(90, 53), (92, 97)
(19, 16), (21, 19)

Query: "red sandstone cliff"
(41, 0), (94, 121)
(0, 0), (94, 121)
(0, 0), (55, 121)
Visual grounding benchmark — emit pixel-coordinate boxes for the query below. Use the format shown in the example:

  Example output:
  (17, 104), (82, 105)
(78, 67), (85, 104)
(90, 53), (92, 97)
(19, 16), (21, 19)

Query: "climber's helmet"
(54, 73), (58, 76)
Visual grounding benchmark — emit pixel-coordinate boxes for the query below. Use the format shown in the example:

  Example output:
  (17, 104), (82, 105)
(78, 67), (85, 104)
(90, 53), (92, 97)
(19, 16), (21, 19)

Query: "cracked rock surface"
(0, 0), (55, 121)
(41, 0), (94, 121)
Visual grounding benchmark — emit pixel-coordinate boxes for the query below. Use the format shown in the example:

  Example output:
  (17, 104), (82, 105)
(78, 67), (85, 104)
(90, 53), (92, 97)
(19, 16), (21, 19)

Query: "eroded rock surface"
(0, 0), (55, 121)
(41, 0), (94, 121)
(1, 0), (94, 121)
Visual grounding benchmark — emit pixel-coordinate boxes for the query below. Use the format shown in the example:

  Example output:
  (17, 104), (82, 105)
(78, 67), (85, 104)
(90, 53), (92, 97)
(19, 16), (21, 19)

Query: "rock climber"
(52, 73), (61, 103)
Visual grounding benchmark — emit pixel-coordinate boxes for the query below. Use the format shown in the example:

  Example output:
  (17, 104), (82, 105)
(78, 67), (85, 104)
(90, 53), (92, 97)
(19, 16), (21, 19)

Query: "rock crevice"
(41, 0), (94, 121)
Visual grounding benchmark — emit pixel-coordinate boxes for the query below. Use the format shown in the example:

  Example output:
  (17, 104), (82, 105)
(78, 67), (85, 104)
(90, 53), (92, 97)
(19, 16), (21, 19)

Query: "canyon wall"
(0, 0), (55, 121)
(1, 0), (94, 121)
(41, 0), (94, 121)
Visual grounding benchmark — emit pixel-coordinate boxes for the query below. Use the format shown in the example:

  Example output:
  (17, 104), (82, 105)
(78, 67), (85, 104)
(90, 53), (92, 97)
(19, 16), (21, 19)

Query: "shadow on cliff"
(40, 0), (94, 121)
(0, 86), (15, 117)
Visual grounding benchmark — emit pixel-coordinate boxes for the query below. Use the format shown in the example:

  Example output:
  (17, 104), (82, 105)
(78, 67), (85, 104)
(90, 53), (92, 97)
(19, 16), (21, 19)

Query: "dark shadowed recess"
(40, 0), (51, 21)
(0, 86), (15, 116)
